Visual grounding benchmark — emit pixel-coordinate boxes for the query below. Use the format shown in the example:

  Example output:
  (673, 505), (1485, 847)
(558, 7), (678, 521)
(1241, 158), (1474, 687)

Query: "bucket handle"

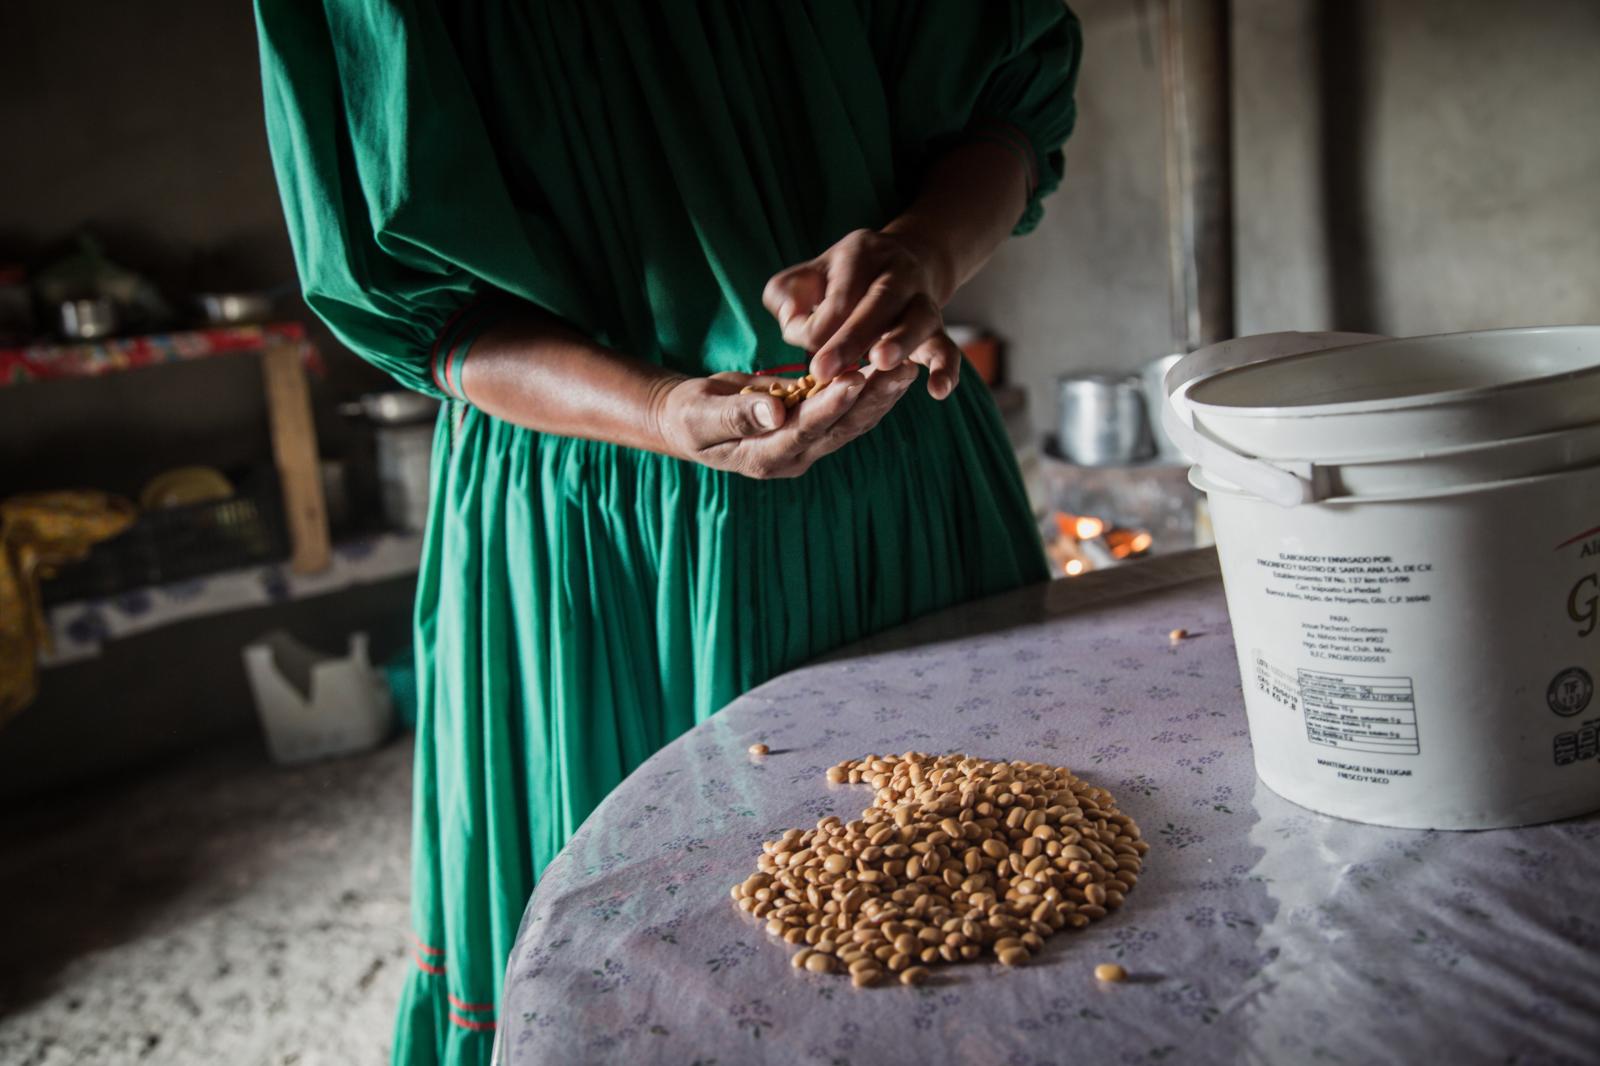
(1162, 332), (1387, 506)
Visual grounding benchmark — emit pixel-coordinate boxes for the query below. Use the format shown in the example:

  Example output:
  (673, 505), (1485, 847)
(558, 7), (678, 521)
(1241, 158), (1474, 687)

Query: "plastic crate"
(40, 473), (289, 605)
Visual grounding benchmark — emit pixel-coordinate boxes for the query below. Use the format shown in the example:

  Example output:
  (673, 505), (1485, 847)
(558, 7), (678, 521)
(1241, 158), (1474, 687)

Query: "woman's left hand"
(762, 228), (961, 400)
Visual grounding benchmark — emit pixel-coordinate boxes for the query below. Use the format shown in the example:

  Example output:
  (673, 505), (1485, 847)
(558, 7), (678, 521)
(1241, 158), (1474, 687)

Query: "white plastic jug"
(243, 630), (394, 765)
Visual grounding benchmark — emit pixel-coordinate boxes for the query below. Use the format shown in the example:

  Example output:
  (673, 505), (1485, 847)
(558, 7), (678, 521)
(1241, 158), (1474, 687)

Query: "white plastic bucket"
(1170, 330), (1600, 829)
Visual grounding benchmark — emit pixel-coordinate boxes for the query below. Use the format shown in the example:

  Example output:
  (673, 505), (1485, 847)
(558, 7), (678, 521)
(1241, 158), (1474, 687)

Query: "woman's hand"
(763, 228), (962, 400)
(459, 142), (1026, 464)
(457, 304), (917, 478)
(651, 364), (919, 479)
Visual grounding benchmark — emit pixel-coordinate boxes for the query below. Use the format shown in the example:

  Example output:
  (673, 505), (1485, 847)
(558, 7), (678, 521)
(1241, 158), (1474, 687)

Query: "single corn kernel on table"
(495, 551), (1600, 1065)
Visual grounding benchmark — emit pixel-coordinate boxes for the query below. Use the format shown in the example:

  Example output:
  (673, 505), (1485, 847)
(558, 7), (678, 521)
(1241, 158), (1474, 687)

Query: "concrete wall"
(948, 0), (1174, 437)
(0, 3), (288, 296)
(0, 0), (391, 498)
(0, 0), (385, 402)
(1351, 0), (1600, 335)
(950, 0), (1600, 434)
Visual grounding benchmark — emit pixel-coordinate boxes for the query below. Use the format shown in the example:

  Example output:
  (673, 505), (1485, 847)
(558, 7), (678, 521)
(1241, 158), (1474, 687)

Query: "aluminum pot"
(195, 292), (276, 326)
(59, 297), (118, 340)
(344, 390), (440, 425)
(341, 392), (440, 532)
(1055, 372), (1154, 466)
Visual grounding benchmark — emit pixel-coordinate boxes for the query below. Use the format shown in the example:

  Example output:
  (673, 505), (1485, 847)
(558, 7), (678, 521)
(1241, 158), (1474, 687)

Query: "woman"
(256, 2), (1081, 1062)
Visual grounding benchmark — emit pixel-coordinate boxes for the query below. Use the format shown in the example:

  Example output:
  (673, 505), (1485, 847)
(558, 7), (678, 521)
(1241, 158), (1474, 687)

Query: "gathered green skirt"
(392, 375), (1046, 1063)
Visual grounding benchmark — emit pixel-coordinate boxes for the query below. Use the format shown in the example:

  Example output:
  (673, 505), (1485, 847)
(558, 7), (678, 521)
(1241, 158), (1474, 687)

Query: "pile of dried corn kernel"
(740, 373), (829, 408)
(730, 752), (1147, 988)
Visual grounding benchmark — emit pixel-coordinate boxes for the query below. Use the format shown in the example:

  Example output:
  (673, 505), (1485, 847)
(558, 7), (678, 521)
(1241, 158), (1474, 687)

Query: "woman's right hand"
(652, 363), (919, 479)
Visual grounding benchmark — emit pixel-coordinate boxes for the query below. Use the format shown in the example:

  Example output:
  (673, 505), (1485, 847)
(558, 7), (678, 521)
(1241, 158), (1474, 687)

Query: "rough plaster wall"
(954, 0), (1600, 435)
(1233, 0), (1331, 336)
(0, 0), (384, 400)
(1357, 0), (1600, 335)
(0, 3), (292, 296)
(946, 0), (1173, 437)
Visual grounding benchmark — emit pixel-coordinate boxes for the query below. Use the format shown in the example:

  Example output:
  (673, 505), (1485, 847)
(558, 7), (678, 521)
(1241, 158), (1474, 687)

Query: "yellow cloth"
(0, 491), (135, 725)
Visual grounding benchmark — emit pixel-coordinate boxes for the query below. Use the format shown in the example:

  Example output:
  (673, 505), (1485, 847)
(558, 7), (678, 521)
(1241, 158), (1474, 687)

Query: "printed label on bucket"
(1252, 651), (1299, 711)
(1310, 757), (1415, 787)
(1552, 718), (1599, 766)
(1298, 669), (1420, 755)
(1210, 466), (1600, 828)
(1256, 552), (1435, 608)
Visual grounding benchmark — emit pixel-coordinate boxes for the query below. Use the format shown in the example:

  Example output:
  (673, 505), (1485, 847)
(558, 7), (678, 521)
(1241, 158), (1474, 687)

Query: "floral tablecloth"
(497, 551), (1600, 1066)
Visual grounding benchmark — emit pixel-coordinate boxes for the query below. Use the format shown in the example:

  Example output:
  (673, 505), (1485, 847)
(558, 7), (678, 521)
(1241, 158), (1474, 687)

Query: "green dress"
(255, 2), (1080, 1062)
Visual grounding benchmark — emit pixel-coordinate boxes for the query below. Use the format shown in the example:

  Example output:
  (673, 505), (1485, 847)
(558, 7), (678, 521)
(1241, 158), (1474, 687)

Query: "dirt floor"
(0, 737), (414, 1066)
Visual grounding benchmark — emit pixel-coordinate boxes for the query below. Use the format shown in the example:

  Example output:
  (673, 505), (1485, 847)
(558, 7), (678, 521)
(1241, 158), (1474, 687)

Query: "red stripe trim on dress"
(448, 994), (496, 1012)
(428, 299), (480, 397)
(411, 933), (445, 955)
(441, 303), (492, 400)
(449, 1012), (498, 1032)
(413, 952), (447, 976)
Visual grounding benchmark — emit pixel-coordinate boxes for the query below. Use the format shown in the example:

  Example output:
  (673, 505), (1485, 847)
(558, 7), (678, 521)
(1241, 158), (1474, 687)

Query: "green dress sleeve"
(864, 0), (1084, 235)
(254, 0), (594, 399)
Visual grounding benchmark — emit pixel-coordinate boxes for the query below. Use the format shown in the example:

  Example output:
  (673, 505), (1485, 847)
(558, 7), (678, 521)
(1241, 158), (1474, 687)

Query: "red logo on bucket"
(1556, 525), (1600, 552)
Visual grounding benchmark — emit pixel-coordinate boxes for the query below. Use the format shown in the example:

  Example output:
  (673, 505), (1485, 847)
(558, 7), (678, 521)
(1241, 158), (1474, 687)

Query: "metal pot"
(343, 390), (440, 425)
(59, 297), (118, 340)
(340, 392), (440, 533)
(1055, 372), (1155, 466)
(195, 292), (275, 326)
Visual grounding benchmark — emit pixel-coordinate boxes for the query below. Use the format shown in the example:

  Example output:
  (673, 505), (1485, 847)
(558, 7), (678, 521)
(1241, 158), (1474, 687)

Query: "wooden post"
(261, 342), (331, 574)
(1162, 0), (1235, 353)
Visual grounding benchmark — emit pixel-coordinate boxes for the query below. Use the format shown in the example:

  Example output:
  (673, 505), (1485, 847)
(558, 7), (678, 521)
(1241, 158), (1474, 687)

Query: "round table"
(496, 552), (1600, 1065)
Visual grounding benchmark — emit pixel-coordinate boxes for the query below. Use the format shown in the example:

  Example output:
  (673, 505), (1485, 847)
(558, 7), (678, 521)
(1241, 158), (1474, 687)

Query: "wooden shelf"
(4, 322), (334, 576)
(40, 531), (423, 667)
(0, 321), (320, 387)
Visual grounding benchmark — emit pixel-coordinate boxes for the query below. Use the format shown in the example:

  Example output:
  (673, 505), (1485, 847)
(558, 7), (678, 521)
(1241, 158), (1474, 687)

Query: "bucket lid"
(1186, 326), (1600, 463)
(1165, 328), (1600, 504)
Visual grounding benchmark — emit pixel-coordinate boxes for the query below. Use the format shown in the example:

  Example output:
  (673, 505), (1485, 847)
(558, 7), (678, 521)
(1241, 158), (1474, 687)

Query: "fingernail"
(873, 341), (899, 366)
(754, 401), (777, 429)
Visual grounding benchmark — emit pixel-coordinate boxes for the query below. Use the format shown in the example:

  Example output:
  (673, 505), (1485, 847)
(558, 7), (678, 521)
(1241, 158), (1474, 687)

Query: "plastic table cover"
(496, 551), (1600, 1066)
